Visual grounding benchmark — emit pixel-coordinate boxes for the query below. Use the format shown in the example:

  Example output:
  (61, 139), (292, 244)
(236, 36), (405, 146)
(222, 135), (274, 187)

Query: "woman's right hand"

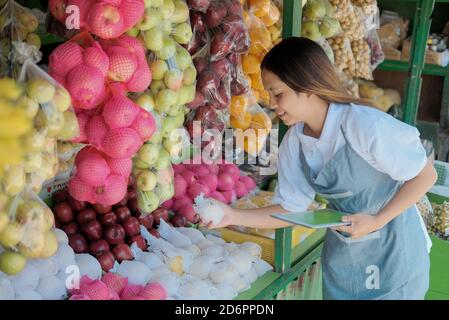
(200, 199), (238, 229)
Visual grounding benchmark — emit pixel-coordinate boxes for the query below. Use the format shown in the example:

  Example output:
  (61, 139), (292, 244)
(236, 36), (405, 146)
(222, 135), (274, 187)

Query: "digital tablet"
(271, 208), (351, 229)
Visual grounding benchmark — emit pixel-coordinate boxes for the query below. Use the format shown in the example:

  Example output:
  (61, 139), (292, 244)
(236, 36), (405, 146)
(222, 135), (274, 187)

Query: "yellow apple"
(26, 78), (56, 104)
(23, 129), (46, 153)
(0, 251), (26, 275)
(0, 222), (24, 248)
(26, 33), (41, 49)
(51, 87), (71, 112)
(39, 230), (58, 259)
(57, 111), (79, 141)
(0, 211), (9, 234)
(18, 96), (39, 118)
(4, 165), (25, 196)
(19, 228), (45, 259)
(24, 152), (43, 173)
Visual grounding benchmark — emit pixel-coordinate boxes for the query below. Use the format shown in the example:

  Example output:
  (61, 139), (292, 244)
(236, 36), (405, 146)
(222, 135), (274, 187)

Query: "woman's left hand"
(334, 214), (386, 239)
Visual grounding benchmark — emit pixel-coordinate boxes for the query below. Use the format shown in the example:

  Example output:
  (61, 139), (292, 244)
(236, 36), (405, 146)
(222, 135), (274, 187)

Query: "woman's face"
(261, 69), (312, 126)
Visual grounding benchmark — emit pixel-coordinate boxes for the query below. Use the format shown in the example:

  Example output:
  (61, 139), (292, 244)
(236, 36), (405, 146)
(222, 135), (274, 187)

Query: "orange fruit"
(230, 95), (249, 117)
(230, 112), (252, 130)
(268, 25), (281, 42)
(251, 72), (265, 91)
(243, 130), (268, 155)
(251, 111), (272, 130)
(242, 54), (261, 75)
(259, 90), (270, 105)
(249, 0), (271, 17)
(260, 4), (280, 27)
(252, 90), (260, 102)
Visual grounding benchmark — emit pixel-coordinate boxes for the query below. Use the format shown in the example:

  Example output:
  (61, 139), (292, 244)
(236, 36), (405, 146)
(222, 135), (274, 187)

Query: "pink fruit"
(86, 115), (109, 149)
(125, 64), (152, 92)
(199, 175), (218, 192)
(87, 3), (125, 39)
(178, 203), (196, 222)
(140, 283), (167, 300)
(221, 190), (236, 204)
(174, 175), (188, 199)
(131, 110), (156, 141)
(120, 283), (144, 300)
(112, 35), (146, 62)
(83, 44), (110, 78)
(49, 41), (84, 77)
(68, 176), (95, 202)
(102, 128), (142, 159)
(173, 164), (186, 174)
(106, 46), (138, 82)
(172, 196), (192, 212)
(102, 94), (141, 129)
(234, 181), (247, 198)
(180, 170), (197, 186)
(129, 296), (145, 300)
(188, 182), (210, 199)
(217, 173), (234, 191)
(94, 174), (128, 206)
(103, 0), (123, 5)
(102, 273), (128, 295)
(80, 277), (110, 300)
(209, 190), (226, 203)
(161, 199), (174, 210)
(69, 294), (92, 300)
(106, 157), (132, 177)
(73, 112), (90, 143)
(66, 64), (106, 110)
(192, 164), (209, 176)
(109, 290), (120, 300)
(220, 163), (240, 181)
(76, 150), (111, 187)
(75, 146), (96, 166)
(205, 164), (219, 175)
(205, 1), (227, 28)
(239, 175), (256, 191)
(119, 0), (145, 30)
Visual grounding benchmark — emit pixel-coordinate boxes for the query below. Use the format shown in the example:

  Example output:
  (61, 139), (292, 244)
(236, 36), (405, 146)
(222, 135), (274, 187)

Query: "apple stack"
(0, 0), (42, 78)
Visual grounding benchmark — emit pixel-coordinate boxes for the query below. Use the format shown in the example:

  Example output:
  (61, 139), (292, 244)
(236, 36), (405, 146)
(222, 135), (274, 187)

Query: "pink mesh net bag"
(120, 283), (144, 300)
(76, 149), (111, 187)
(86, 2), (125, 39)
(102, 128), (142, 159)
(83, 43), (110, 78)
(50, 72), (67, 88)
(102, 94), (141, 129)
(125, 66), (152, 92)
(140, 283), (167, 300)
(86, 114), (109, 149)
(131, 110), (156, 142)
(119, 0), (145, 30)
(112, 35), (146, 63)
(68, 176), (95, 202)
(80, 277), (110, 300)
(75, 146), (96, 166)
(66, 64), (106, 109)
(106, 46), (138, 82)
(105, 157), (132, 177)
(94, 174), (128, 205)
(72, 111), (90, 143)
(49, 41), (84, 77)
(104, 0), (124, 5)
(102, 273), (128, 295)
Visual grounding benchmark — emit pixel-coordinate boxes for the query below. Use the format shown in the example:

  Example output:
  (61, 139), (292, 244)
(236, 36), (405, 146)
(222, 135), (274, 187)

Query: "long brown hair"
(261, 37), (372, 106)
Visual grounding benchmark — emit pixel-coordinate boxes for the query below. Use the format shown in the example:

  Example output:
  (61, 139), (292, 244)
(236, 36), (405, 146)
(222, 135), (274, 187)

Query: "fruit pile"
(301, 0), (341, 41)
(49, 0), (145, 40)
(0, 1), (42, 78)
(328, 36), (356, 78)
(357, 80), (401, 112)
(161, 161), (257, 225)
(51, 187), (167, 272)
(0, 189), (58, 276)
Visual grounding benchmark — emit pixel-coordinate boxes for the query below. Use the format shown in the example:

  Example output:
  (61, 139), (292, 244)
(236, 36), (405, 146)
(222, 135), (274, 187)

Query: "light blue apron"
(298, 118), (430, 300)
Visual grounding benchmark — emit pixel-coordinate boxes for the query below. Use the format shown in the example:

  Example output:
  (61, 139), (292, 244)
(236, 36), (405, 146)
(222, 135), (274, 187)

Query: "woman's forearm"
(231, 204), (292, 229)
(376, 159), (437, 227)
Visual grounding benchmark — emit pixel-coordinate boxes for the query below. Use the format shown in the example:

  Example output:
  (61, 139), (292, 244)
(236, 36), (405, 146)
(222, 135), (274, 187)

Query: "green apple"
(172, 0), (189, 23)
(155, 89), (178, 113)
(148, 131), (163, 144)
(166, 104), (184, 117)
(133, 167), (146, 177)
(133, 157), (151, 170)
(154, 148), (170, 169)
(160, 0), (175, 20)
(303, 0), (326, 20)
(126, 26), (140, 37)
(24, 152), (43, 173)
(135, 93), (155, 112)
(161, 115), (183, 138)
(173, 23), (193, 45)
(182, 66), (197, 86)
(0, 211), (9, 234)
(150, 80), (166, 95)
(150, 0), (164, 6)
(19, 96), (39, 118)
(155, 37), (176, 60)
(57, 111), (79, 141)
(52, 86), (71, 112)
(0, 222), (24, 249)
(301, 21), (321, 42)
(319, 17), (341, 38)
(35, 106), (65, 137)
(39, 231), (58, 259)
(26, 78), (56, 104)
(177, 85), (195, 105)
(0, 251), (26, 275)
(144, 27), (164, 51)
(164, 69), (183, 91)
(154, 183), (174, 202)
(137, 191), (160, 214)
(175, 47), (192, 70)
(137, 143), (160, 166)
(144, 0), (153, 7)
(136, 170), (157, 191)
(150, 60), (168, 81)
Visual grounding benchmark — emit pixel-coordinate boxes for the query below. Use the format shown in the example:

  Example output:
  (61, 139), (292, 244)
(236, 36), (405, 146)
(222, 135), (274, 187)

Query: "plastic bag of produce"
(329, 0), (352, 20)
(0, 0), (42, 78)
(429, 202), (449, 240)
(186, 10), (210, 55)
(228, 52), (251, 96)
(365, 28), (385, 69)
(335, 68), (359, 97)
(351, 0), (378, 16)
(316, 37), (335, 64)
(351, 38), (373, 80)
(0, 188), (58, 276)
(340, 4), (367, 41)
(328, 35), (356, 77)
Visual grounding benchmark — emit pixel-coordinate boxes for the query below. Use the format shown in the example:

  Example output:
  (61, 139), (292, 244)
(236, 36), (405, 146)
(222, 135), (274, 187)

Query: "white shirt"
(273, 103), (432, 251)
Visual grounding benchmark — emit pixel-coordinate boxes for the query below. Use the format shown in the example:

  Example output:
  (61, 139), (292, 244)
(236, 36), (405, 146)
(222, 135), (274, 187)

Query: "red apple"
(99, 212), (118, 226)
(67, 194), (87, 212)
(197, 71), (219, 95)
(151, 207), (169, 225)
(52, 190), (67, 204)
(210, 32), (234, 61)
(114, 206), (131, 223)
(112, 244), (133, 262)
(89, 239), (110, 256)
(186, 91), (205, 110)
(205, 1), (227, 28)
(93, 204), (112, 214)
(128, 197), (139, 214)
(227, 0), (243, 17)
(148, 228), (160, 238)
(62, 222), (79, 235)
(221, 15), (244, 34)
(170, 214), (187, 227)
(55, 220), (61, 229)
(190, 11), (206, 33)
(187, 0), (211, 12)
(127, 235), (147, 251)
(230, 76), (249, 96)
(122, 217), (140, 237)
(104, 224), (126, 245)
(97, 251), (115, 272)
(136, 212), (154, 230)
(53, 202), (74, 224)
(211, 59), (231, 80)
(68, 233), (88, 253)
(81, 220), (103, 241)
(76, 208), (97, 225)
(127, 188), (137, 200)
(193, 57), (207, 74)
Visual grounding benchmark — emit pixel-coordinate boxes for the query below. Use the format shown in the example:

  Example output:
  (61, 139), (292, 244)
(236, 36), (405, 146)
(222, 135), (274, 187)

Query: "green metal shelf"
(423, 64), (449, 76)
(378, 59), (449, 76)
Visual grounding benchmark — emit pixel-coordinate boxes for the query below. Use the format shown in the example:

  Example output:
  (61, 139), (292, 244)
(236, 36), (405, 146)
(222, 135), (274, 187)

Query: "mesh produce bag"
(328, 35), (356, 77)
(0, 188), (58, 276)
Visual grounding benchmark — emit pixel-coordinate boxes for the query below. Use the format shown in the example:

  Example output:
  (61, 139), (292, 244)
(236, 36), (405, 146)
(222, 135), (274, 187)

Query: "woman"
(207, 37), (436, 300)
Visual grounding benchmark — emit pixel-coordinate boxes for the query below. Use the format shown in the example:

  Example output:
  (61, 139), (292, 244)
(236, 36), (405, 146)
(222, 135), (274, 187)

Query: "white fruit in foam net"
(116, 261), (152, 286)
(188, 256), (215, 280)
(75, 254), (102, 280)
(136, 252), (164, 269)
(228, 251), (253, 275)
(209, 261), (239, 284)
(177, 227), (205, 243)
(201, 245), (224, 258)
(239, 242), (262, 258)
(155, 272), (180, 297)
(11, 263), (40, 292)
(37, 276), (67, 300)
